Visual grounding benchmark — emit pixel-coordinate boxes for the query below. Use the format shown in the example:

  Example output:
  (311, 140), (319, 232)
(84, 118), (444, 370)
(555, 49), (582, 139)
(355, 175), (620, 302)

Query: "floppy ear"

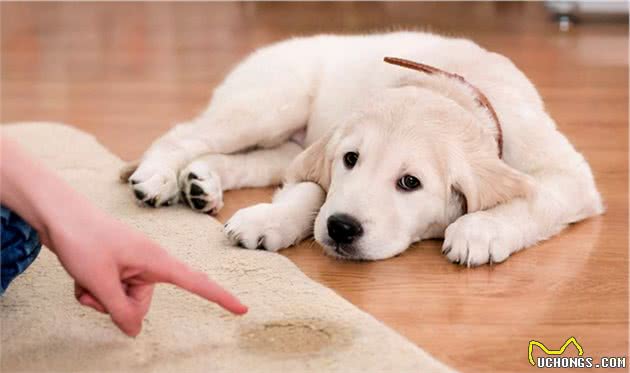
(284, 128), (341, 191)
(451, 155), (534, 213)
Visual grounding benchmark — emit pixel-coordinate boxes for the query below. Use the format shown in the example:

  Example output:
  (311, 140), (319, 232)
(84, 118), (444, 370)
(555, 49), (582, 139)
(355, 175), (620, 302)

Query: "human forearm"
(0, 137), (96, 248)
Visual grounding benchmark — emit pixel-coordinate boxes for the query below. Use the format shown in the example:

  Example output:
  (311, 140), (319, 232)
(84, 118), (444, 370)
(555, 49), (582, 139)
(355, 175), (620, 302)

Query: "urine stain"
(238, 318), (353, 357)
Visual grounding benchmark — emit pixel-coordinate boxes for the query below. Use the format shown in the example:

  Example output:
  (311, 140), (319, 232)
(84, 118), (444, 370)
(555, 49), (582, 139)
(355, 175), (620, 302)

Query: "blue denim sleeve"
(1, 205), (42, 295)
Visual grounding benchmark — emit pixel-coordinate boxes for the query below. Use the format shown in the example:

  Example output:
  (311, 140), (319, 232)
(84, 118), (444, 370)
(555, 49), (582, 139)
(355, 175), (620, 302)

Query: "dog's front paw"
(178, 162), (224, 214)
(128, 162), (179, 207)
(224, 204), (299, 252)
(442, 212), (522, 267)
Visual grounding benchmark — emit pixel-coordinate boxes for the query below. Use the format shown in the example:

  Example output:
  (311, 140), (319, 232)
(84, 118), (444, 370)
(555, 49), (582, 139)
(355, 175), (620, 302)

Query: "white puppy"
(123, 32), (603, 265)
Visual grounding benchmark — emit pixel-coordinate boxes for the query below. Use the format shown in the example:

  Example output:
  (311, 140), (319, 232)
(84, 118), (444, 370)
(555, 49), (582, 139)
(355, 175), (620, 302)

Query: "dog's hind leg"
(178, 141), (303, 214)
(125, 39), (320, 207)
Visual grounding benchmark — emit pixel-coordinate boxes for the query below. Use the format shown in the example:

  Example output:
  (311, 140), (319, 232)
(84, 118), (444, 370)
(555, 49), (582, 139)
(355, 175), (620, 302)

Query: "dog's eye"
(397, 175), (422, 191)
(343, 152), (359, 169)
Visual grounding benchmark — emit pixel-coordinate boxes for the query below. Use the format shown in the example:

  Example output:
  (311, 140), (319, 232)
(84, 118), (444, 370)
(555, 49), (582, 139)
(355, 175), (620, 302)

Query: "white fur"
(126, 32), (603, 265)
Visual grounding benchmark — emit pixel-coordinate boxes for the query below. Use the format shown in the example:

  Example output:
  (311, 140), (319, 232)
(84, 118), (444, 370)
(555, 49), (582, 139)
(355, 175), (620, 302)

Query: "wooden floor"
(1, 2), (627, 372)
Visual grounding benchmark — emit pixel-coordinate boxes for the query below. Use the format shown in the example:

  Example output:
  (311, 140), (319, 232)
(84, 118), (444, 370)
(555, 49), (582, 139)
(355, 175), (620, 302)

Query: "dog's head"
(286, 59), (533, 260)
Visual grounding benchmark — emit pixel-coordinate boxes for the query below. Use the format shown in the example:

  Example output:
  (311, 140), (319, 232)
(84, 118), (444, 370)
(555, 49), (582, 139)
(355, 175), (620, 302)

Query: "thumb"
(89, 271), (143, 337)
(109, 299), (143, 337)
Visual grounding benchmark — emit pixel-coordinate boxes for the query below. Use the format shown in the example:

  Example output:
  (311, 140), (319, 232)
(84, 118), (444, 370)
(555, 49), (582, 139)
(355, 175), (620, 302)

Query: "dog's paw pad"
(134, 189), (146, 200)
(179, 167), (224, 214)
(128, 164), (180, 208)
(190, 183), (204, 196)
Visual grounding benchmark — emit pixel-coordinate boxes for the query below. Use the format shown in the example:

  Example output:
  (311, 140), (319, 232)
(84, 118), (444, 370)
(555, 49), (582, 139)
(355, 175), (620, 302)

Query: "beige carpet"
(1, 123), (454, 373)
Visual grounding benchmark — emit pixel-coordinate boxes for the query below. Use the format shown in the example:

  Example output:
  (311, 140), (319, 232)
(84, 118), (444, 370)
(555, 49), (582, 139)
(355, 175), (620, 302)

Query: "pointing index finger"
(155, 255), (248, 315)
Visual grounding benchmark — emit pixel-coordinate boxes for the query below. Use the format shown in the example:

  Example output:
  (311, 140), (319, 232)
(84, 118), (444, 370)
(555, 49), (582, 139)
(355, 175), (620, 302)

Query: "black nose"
(327, 214), (363, 244)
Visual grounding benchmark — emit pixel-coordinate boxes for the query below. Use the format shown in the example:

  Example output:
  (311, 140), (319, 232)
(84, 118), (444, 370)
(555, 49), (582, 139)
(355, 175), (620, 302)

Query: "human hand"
(0, 138), (245, 336)
(45, 203), (247, 336)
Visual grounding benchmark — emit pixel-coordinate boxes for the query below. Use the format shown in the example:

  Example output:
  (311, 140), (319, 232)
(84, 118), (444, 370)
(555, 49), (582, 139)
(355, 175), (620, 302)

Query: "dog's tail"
(119, 160), (140, 183)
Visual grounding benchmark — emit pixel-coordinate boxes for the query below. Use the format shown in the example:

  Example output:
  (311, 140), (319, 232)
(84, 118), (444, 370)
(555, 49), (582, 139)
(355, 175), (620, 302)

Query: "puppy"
(123, 32), (603, 265)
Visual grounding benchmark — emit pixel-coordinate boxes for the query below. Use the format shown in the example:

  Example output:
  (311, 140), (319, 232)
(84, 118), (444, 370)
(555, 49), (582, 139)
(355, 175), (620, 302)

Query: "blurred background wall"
(1, 2), (626, 159)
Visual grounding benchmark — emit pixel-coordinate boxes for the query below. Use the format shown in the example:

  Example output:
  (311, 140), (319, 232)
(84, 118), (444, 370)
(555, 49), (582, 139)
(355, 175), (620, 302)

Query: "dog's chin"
(317, 236), (410, 261)
(318, 240), (367, 261)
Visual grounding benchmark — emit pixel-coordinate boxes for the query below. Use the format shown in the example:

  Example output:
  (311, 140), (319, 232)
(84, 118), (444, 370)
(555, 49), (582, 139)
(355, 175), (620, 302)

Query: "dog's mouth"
(319, 240), (365, 261)
(334, 244), (353, 258)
